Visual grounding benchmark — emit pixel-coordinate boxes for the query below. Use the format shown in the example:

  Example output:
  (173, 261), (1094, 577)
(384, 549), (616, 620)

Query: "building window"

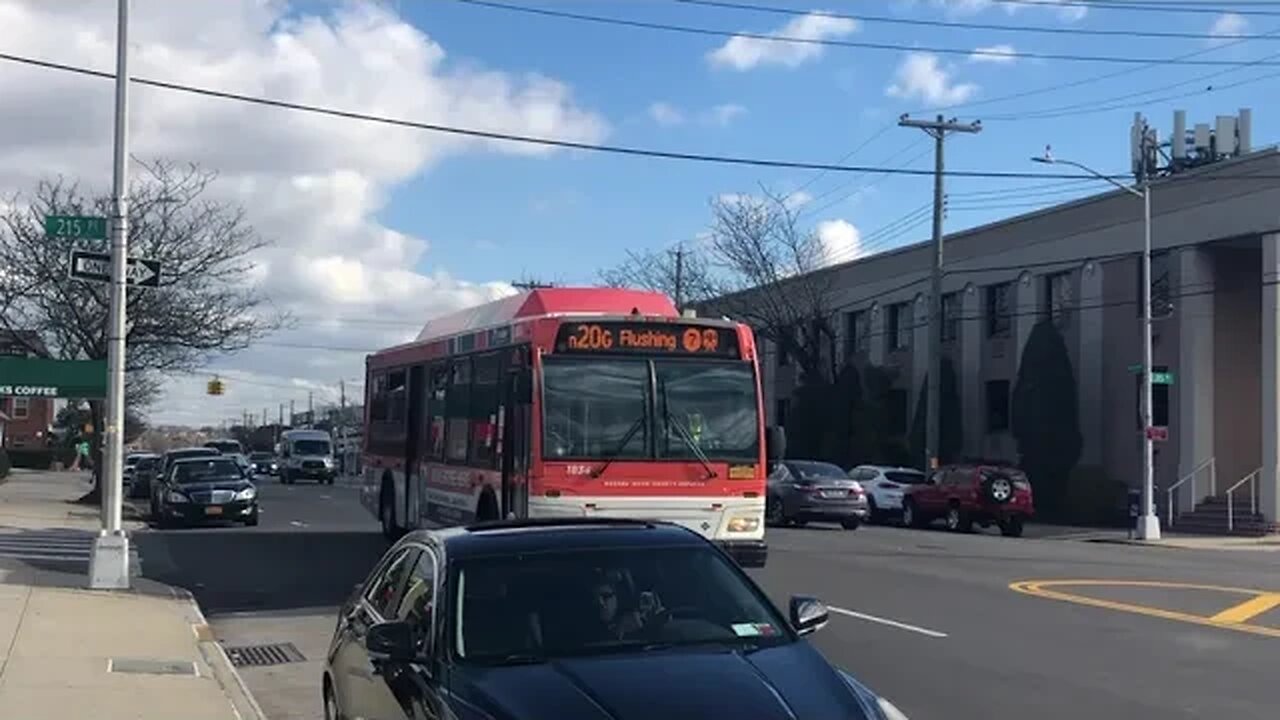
(1138, 251), (1173, 318)
(986, 282), (1012, 338)
(1043, 271), (1073, 328)
(941, 292), (960, 342)
(12, 398), (29, 420)
(888, 303), (912, 350)
(985, 380), (1009, 432)
(845, 310), (870, 357)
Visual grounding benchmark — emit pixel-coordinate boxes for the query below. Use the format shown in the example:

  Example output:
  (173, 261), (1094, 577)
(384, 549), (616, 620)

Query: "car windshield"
(786, 461), (847, 480)
(542, 357), (758, 462)
(885, 470), (927, 484)
(453, 544), (791, 664)
(205, 441), (243, 454)
(124, 455), (144, 467)
(136, 457), (158, 470)
(293, 440), (330, 455)
(173, 459), (243, 484)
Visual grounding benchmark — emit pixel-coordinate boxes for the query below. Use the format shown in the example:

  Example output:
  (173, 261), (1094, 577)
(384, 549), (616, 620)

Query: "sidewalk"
(1086, 534), (1280, 551)
(0, 470), (265, 720)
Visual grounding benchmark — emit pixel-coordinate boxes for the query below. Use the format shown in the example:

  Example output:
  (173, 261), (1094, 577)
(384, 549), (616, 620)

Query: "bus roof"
(413, 287), (677, 344)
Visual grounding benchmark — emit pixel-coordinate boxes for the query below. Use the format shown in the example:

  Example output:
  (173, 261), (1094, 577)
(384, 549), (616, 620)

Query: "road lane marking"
(1209, 593), (1280, 624)
(289, 520), (307, 528)
(1010, 580), (1280, 639)
(827, 605), (948, 638)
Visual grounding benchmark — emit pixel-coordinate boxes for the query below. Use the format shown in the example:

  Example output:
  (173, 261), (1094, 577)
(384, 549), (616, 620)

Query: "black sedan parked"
(767, 460), (869, 530)
(323, 518), (909, 720)
(151, 456), (259, 528)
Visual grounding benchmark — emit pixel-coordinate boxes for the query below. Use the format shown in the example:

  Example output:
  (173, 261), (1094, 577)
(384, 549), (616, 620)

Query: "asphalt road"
(128, 484), (1280, 720)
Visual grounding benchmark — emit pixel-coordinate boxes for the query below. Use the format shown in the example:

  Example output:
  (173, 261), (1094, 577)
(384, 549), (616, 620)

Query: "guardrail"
(1226, 467), (1260, 532)
(1165, 457), (1215, 527)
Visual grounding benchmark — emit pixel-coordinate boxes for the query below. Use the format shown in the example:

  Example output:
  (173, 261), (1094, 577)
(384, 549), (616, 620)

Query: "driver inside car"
(587, 569), (665, 642)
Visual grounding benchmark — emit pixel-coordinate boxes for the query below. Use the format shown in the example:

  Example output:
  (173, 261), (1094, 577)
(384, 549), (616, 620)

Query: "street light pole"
(1031, 146), (1160, 540)
(89, 0), (132, 589)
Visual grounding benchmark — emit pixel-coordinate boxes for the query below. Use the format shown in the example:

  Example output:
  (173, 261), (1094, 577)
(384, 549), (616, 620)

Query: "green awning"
(0, 357), (107, 398)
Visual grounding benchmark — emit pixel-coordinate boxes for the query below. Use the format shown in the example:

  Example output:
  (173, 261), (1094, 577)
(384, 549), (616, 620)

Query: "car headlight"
(235, 487), (257, 501)
(877, 697), (910, 720)
(166, 491), (189, 503)
(322, 457), (334, 467)
(726, 516), (760, 533)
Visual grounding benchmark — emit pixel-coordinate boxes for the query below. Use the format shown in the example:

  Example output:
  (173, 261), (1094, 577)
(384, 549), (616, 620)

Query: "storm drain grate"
(222, 642), (306, 668)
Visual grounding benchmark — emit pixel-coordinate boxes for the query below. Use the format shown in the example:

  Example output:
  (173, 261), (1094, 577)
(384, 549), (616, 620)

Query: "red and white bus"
(359, 287), (778, 567)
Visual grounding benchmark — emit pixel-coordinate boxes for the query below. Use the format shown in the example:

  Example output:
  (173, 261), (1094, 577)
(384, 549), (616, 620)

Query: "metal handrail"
(1226, 467), (1261, 532)
(1165, 457), (1215, 526)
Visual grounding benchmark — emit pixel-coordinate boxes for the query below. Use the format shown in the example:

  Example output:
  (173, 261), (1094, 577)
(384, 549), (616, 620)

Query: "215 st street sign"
(45, 214), (108, 241)
(68, 250), (161, 288)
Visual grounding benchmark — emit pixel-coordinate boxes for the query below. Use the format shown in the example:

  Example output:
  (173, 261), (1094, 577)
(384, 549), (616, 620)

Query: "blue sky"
(373, 0), (1278, 287)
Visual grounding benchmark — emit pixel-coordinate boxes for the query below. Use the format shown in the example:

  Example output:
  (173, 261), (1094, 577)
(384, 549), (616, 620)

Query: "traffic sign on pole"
(68, 250), (161, 288)
(45, 214), (108, 240)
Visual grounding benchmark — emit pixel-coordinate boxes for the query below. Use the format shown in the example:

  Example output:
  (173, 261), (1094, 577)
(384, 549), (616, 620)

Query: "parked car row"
(767, 459), (1034, 538)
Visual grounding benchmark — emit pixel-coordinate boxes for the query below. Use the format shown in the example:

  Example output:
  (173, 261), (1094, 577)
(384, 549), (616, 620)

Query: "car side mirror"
(367, 621), (416, 663)
(789, 595), (829, 636)
(765, 425), (786, 465)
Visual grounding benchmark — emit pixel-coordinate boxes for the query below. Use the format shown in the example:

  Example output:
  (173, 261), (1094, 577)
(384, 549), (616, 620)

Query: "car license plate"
(204, 506), (223, 516)
(820, 490), (846, 499)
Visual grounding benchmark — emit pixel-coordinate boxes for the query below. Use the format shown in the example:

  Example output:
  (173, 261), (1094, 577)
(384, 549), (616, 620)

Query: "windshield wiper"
(590, 414), (648, 478)
(664, 408), (717, 480)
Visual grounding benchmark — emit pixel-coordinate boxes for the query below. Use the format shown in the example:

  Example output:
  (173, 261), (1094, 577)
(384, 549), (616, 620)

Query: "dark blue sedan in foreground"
(323, 518), (908, 720)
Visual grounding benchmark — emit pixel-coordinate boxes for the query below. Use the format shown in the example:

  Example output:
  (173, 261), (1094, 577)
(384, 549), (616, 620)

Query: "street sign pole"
(89, 0), (131, 590)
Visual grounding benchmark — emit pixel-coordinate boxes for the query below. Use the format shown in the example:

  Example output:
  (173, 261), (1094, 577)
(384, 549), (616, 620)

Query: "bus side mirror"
(765, 426), (786, 464)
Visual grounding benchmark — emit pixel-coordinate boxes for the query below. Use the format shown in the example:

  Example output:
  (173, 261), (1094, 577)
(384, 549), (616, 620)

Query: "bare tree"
(598, 246), (719, 311)
(703, 188), (840, 383)
(0, 159), (288, 500)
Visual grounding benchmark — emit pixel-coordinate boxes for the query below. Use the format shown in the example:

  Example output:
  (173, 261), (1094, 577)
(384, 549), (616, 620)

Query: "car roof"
(171, 455), (238, 465)
(858, 465), (924, 473)
(404, 518), (708, 562)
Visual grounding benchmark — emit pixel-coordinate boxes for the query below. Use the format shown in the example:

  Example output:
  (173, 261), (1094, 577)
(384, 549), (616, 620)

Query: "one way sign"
(68, 250), (162, 288)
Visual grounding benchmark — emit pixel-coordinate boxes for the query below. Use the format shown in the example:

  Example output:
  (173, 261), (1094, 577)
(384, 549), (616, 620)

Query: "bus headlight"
(727, 516), (760, 533)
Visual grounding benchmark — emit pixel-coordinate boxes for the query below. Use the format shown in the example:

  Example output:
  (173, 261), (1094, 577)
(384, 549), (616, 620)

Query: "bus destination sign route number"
(555, 322), (739, 357)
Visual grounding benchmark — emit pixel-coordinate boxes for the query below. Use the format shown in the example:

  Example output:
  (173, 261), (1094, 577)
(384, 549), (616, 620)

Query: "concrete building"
(712, 147), (1280, 535)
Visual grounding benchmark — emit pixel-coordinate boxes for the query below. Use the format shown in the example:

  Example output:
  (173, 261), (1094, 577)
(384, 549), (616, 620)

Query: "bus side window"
(470, 353), (501, 469)
(425, 363), (448, 460)
(446, 359), (472, 463)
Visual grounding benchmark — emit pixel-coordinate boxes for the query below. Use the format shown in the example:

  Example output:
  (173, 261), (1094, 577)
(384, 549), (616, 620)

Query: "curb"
(169, 586), (268, 720)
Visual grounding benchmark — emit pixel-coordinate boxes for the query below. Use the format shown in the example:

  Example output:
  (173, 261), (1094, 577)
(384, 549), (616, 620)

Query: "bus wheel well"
(476, 490), (499, 521)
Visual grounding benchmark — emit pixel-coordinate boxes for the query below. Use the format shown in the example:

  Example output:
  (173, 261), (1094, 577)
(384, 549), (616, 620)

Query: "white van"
(278, 429), (335, 485)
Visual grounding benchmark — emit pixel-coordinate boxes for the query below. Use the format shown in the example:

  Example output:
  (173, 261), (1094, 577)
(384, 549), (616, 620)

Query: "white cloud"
(934, 0), (1086, 21)
(648, 101), (685, 127)
(0, 0), (607, 425)
(784, 191), (813, 210)
(708, 12), (858, 71)
(701, 103), (748, 127)
(816, 219), (862, 265)
(1208, 13), (1248, 45)
(969, 44), (1017, 64)
(886, 52), (978, 106)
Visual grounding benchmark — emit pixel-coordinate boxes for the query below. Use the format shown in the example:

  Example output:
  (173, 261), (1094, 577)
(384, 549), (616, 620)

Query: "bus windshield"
(542, 357), (758, 463)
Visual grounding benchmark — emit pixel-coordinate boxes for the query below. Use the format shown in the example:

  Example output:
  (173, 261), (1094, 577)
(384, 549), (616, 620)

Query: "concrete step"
(1170, 513), (1273, 537)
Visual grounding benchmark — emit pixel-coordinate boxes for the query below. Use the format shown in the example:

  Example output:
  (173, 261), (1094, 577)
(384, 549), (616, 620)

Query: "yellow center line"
(1209, 593), (1280, 625)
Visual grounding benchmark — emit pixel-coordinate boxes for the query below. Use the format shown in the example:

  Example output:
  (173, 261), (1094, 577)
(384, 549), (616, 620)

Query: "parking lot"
(128, 482), (1280, 719)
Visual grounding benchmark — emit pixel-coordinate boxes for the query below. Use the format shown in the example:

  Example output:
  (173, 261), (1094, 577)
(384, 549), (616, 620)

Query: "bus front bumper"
(718, 539), (767, 569)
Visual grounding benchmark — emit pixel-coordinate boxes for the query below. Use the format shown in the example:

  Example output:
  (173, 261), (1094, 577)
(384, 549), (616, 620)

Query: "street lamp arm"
(1032, 156), (1141, 197)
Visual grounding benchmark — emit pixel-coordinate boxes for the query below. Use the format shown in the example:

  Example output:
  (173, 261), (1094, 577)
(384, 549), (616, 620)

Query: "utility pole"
(339, 379), (347, 477)
(898, 113), (982, 473)
(672, 246), (685, 313)
(1135, 122), (1160, 541)
(289, 399), (295, 428)
(308, 391), (314, 428)
(89, 0), (133, 590)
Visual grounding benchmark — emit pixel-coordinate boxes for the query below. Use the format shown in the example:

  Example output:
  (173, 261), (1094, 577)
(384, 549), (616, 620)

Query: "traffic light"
(207, 377), (225, 396)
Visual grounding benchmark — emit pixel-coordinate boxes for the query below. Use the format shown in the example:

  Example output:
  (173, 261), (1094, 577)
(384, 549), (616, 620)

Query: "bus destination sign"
(555, 321), (740, 357)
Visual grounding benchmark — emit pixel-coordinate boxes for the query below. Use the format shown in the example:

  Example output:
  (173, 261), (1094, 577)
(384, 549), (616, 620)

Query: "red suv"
(901, 462), (1034, 537)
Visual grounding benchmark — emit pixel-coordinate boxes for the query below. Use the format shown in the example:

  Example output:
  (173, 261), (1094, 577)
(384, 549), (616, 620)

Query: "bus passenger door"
(500, 367), (531, 519)
(405, 364), (425, 526)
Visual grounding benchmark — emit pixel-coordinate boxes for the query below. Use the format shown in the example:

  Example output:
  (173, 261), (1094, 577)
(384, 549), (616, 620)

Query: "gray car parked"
(766, 460), (869, 530)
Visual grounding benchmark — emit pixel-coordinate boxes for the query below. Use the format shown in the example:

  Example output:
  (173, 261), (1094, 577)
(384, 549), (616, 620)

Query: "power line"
(980, 0), (1280, 17)
(452, 0), (1280, 66)
(676, 0), (1280, 41)
(0, 49), (1130, 181)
